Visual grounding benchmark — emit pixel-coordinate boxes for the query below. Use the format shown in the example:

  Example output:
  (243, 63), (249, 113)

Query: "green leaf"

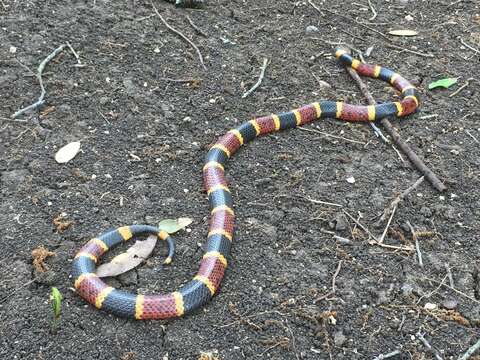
(50, 287), (63, 318)
(428, 78), (457, 90)
(158, 217), (193, 234)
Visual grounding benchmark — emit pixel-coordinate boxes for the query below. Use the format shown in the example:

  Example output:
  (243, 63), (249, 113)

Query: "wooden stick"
(242, 58), (269, 98)
(12, 44), (67, 118)
(344, 65), (447, 192)
(416, 332), (443, 360)
(308, 0), (391, 42)
(379, 176), (424, 223)
(458, 338), (480, 360)
(151, 2), (207, 71)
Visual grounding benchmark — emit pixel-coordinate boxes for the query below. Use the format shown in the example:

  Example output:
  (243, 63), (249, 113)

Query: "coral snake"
(72, 48), (419, 319)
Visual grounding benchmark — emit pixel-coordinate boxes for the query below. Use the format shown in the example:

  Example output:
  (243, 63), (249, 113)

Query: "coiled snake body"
(72, 49), (419, 319)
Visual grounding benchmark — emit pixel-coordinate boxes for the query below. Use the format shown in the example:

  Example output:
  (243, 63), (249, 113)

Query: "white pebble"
(346, 176), (356, 184)
(305, 25), (319, 34)
(424, 302), (437, 310)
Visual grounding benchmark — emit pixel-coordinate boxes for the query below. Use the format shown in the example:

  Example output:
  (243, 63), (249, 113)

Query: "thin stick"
(380, 176), (424, 222)
(242, 58), (269, 98)
(301, 195), (343, 208)
(445, 263), (454, 288)
(159, 77), (200, 83)
(449, 78), (475, 97)
(66, 41), (82, 65)
(378, 204), (396, 244)
(373, 350), (401, 360)
(342, 209), (378, 241)
(460, 38), (480, 55)
(407, 221), (423, 268)
(416, 276), (480, 304)
(466, 130), (480, 144)
(274, 194), (343, 208)
(416, 332), (443, 360)
(186, 15), (208, 37)
(367, 0), (377, 21)
(12, 44), (67, 118)
(151, 2), (207, 70)
(386, 43), (434, 58)
(298, 127), (365, 145)
(315, 260), (343, 303)
(458, 339), (480, 360)
(345, 64), (447, 192)
(14, 58), (35, 76)
(308, 0), (391, 42)
(369, 122), (389, 142)
(372, 241), (413, 251)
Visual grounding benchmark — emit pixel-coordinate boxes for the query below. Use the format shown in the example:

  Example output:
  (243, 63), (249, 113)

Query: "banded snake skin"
(72, 48), (419, 319)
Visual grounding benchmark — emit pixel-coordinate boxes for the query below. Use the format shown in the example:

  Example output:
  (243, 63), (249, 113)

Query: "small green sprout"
(50, 287), (63, 334)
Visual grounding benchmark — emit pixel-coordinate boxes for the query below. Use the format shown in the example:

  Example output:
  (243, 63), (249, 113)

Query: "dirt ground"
(1, 0), (480, 359)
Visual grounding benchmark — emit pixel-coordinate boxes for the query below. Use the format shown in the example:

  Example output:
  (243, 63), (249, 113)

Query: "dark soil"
(1, 1), (480, 359)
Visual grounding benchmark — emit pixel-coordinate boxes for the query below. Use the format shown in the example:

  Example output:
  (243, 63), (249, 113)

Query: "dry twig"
(450, 78), (476, 97)
(242, 58), (269, 98)
(315, 260), (343, 303)
(373, 350), (401, 360)
(416, 331), (443, 360)
(308, 0), (391, 41)
(367, 0), (377, 21)
(66, 41), (83, 66)
(186, 15), (208, 37)
(12, 44), (67, 118)
(386, 43), (434, 58)
(378, 205), (396, 244)
(298, 126), (365, 145)
(458, 338), (480, 360)
(460, 38), (480, 55)
(151, 2), (207, 70)
(380, 176), (424, 223)
(407, 221), (423, 268)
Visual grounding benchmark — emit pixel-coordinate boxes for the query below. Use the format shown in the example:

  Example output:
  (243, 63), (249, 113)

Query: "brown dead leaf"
(198, 351), (220, 360)
(32, 246), (56, 272)
(96, 235), (157, 277)
(40, 106), (56, 118)
(53, 214), (74, 233)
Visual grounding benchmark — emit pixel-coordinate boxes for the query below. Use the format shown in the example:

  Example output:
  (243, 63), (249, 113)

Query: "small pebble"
(305, 25), (319, 34)
(441, 298), (458, 310)
(346, 176), (355, 184)
(424, 302), (437, 310)
(334, 331), (346, 347)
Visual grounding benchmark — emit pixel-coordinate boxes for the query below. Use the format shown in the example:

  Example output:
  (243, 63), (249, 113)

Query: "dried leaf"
(428, 78), (457, 90)
(55, 141), (81, 164)
(158, 217), (193, 234)
(53, 214), (73, 233)
(388, 29), (418, 37)
(96, 235), (157, 277)
(32, 246), (56, 272)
